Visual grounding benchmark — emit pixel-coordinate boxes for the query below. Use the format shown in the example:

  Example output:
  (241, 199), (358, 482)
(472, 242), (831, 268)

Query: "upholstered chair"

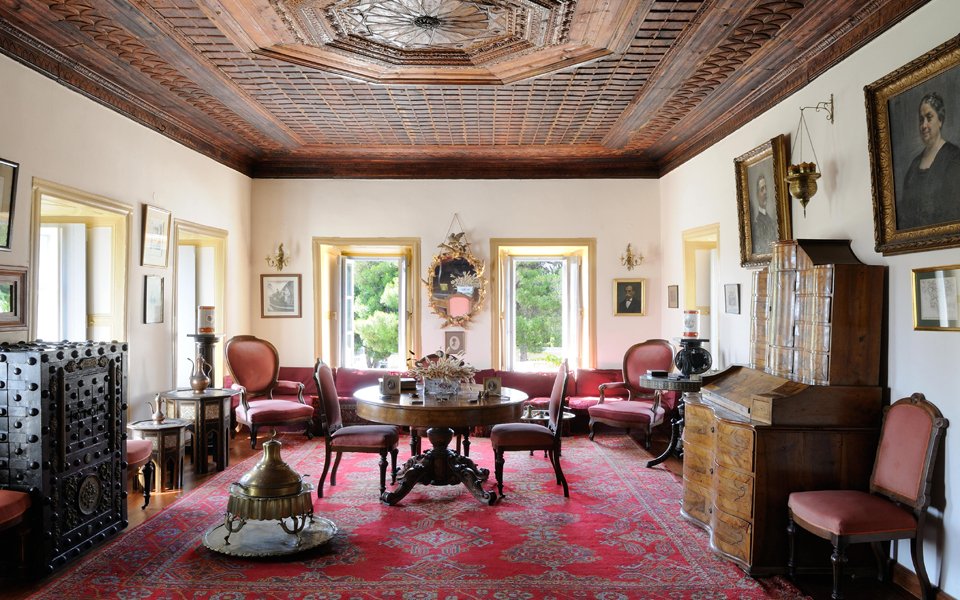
(126, 438), (155, 509)
(224, 335), (315, 448)
(313, 359), (400, 499)
(787, 393), (949, 600)
(490, 360), (569, 498)
(587, 339), (675, 447)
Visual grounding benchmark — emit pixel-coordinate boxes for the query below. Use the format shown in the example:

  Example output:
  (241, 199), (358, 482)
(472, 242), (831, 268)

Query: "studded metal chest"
(0, 341), (128, 577)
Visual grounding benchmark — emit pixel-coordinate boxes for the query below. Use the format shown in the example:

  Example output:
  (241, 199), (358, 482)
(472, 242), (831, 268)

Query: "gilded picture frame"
(735, 134), (792, 268)
(913, 264), (960, 331)
(425, 244), (485, 328)
(613, 278), (645, 316)
(261, 273), (302, 318)
(0, 158), (18, 251)
(141, 204), (172, 267)
(866, 36), (960, 255)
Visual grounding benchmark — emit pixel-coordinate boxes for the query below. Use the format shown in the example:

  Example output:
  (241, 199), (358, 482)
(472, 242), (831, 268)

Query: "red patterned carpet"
(29, 434), (807, 599)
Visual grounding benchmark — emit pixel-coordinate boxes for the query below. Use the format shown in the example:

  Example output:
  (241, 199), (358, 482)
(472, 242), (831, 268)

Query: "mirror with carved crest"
(425, 233), (486, 328)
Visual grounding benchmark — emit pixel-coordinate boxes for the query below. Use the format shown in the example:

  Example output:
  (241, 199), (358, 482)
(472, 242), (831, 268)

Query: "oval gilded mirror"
(425, 242), (485, 328)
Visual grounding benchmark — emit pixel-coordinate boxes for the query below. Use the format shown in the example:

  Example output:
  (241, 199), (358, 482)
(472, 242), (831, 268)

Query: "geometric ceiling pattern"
(0, 0), (930, 177)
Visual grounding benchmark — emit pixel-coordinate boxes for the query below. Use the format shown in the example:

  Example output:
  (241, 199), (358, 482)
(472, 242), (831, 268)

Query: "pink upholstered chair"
(490, 360), (569, 498)
(224, 335), (315, 448)
(126, 438), (155, 509)
(587, 339), (675, 447)
(314, 360), (400, 499)
(787, 393), (949, 600)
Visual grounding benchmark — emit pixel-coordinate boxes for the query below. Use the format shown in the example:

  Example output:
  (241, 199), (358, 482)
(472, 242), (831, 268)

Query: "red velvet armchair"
(587, 339), (675, 447)
(224, 335), (315, 448)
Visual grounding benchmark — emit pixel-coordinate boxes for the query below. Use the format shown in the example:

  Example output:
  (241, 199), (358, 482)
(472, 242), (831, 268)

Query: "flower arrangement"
(408, 349), (476, 383)
(451, 272), (482, 289)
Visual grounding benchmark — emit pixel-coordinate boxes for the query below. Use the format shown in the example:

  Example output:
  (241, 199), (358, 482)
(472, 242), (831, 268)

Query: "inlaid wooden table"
(161, 388), (240, 474)
(639, 374), (703, 468)
(353, 385), (528, 506)
(127, 419), (190, 493)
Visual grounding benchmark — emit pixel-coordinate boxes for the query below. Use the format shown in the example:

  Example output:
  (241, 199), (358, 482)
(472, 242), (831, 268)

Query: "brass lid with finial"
(233, 431), (304, 497)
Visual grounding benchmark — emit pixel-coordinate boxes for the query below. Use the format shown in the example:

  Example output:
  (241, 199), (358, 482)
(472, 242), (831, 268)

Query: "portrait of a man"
(614, 280), (645, 315)
(735, 134), (789, 266)
(750, 172), (778, 255)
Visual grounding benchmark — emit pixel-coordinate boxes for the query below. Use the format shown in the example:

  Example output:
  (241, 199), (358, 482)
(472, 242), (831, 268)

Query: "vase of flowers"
(451, 272), (482, 295)
(409, 350), (476, 397)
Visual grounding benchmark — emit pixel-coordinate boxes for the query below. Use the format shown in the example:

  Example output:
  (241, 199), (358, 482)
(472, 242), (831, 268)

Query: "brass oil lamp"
(786, 161), (821, 217)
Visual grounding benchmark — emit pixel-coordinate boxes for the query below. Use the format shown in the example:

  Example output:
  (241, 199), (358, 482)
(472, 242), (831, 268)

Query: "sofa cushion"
(278, 366), (318, 396)
(575, 368), (628, 397)
(237, 399), (314, 424)
(334, 368), (395, 397)
(496, 370), (561, 399)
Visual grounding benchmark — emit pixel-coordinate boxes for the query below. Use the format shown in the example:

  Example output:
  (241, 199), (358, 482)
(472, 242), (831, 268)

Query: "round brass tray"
(202, 516), (337, 557)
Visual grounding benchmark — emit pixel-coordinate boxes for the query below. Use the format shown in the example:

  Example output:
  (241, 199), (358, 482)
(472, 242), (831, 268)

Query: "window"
(313, 238), (420, 368)
(491, 239), (595, 371)
(32, 180), (130, 342)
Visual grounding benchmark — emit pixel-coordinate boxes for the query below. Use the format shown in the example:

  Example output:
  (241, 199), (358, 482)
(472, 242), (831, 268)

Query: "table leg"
(646, 393), (686, 468)
(381, 427), (496, 506)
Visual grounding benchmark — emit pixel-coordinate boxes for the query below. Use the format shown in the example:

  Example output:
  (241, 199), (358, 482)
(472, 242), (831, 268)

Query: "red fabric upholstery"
(0, 490), (30, 530)
(575, 368), (628, 397)
(490, 422), (554, 449)
(873, 402), (934, 502)
(237, 399), (314, 423)
(788, 490), (917, 536)
(126, 439), (153, 469)
(588, 399), (664, 425)
(497, 370), (558, 399)
(331, 425), (401, 449)
(334, 368), (393, 397)
(224, 336), (279, 395)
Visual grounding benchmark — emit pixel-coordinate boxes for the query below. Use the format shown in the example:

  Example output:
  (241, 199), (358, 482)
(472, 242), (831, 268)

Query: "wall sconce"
(265, 243), (290, 271)
(620, 243), (644, 270)
(787, 94), (834, 217)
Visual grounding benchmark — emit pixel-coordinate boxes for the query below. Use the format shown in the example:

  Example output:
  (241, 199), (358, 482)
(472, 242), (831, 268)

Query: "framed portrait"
(724, 283), (740, 314)
(445, 330), (465, 354)
(261, 273), (302, 318)
(0, 266), (27, 330)
(613, 278), (645, 316)
(143, 275), (164, 324)
(667, 284), (679, 309)
(734, 134), (792, 267)
(141, 204), (172, 267)
(866, 36), (960, 255)
(0, 158), (18, 251)
(913, 264), (960, 331)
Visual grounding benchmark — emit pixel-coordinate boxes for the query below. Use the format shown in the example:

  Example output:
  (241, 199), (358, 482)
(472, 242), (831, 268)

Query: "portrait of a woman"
(898, 92), (960, 229)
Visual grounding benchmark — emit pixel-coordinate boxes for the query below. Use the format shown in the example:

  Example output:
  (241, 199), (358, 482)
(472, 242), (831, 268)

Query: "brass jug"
(147, 394), (166, 423)
(188, 355), (212, 392)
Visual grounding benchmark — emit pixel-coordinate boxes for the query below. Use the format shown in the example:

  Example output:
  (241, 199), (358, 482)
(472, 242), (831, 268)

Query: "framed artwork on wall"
(667, 284), (679, 309)
(143, 275), (164, 324)
(0, 266), (27, 330)
(724, 283), (740, 314)
(0, 158), (18, 251)
(866, 36), (960, 255)
(445, 330), (465, 354)
(734, 134), (792, 268)
(141, 204), (172, 267)
(261, 273), (302, 318)
(913, 264), (960, 331)
(613, 278), (645, 316)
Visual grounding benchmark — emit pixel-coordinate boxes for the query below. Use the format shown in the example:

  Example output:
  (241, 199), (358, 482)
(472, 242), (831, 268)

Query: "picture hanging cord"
(791, 109), (821, 168)
(443, 212), (468, 241)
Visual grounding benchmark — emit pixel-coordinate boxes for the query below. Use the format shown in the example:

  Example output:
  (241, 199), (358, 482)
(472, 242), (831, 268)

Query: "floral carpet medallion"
(29, 434), (807, 599)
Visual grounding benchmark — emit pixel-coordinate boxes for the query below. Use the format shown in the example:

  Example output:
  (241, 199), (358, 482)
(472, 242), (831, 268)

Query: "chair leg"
(318, 445), (332, 499)
(140, 461), (155, 509)
(390, 448), (398, 484)
(910, 536), (935, 600)
(249, 425), (258, 449)
(786, 513), (797, 579)
(411, 430), (420, 456)
(588, 419), (597, 440)
(378, 451), (388, 496)
(462, 430), (470, 457)
(331, 452), (343, 487)
(494, 449), (505, 497)
(831, 539), (849, 600)
(549, 449), (569, 497)
(871, 541), (889, 582)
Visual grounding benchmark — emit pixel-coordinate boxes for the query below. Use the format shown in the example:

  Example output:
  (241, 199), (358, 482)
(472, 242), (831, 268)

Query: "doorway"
(682, 224), (719, 369)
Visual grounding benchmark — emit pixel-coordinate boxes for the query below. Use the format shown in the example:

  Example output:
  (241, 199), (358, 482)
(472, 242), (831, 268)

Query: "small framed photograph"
(724, 283), (741, 314)
(866, 37), (960, 255)
(0, 157), (19, 251)
(913, 265), (960, 331)
(141, 204), (172, 267)
(380, 375), (400, 396)
(261, 273), (302, 318)
(667, 284), (679, 309)
(0, 266), (27, 330)
(614, 279), (646, 316)
(144, 275), (164, 324)
(445, 330), (465, 354)
(484, 376), (502, 396)
(735, 134), (792, 267)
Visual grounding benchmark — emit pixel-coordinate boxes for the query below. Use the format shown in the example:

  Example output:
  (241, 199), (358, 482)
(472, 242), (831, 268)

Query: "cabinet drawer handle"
(709, 468), (714, 475)
(710, 426), (715, 433)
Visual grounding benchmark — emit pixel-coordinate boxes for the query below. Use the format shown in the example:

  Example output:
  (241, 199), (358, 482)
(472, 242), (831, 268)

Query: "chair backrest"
(313, 359), (343, 435)
(547, 359), (569, 436)
(224, 335), (281, 397)
(870, 392), (948, 511)
(622, 339), (674, 397)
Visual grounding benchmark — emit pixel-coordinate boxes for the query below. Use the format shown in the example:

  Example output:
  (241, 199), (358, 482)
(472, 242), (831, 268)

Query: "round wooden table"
(353, 385), (528, 505)
(639, 374), (703, 468)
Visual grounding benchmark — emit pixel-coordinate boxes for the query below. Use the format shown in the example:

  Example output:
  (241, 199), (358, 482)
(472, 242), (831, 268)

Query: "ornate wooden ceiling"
(0, 0), (930, 178)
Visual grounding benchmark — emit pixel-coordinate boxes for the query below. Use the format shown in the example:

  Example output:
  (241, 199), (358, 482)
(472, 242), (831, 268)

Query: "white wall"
(660, 0), (959, 593)
(0, 53), (252, 421)
(251, 178), (661, 369)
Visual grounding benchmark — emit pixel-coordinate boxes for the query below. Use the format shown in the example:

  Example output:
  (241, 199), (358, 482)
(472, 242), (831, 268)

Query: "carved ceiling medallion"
(218, 0), (643, 84)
